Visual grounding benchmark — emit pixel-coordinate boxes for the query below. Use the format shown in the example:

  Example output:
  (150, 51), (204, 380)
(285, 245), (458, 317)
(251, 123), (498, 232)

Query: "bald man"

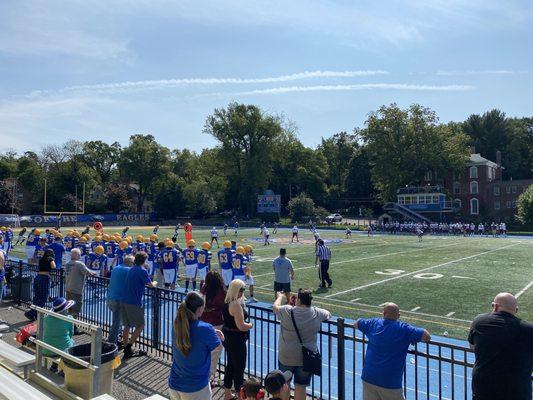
(468, 292), (533, 400)
(355, 303), (431, 400)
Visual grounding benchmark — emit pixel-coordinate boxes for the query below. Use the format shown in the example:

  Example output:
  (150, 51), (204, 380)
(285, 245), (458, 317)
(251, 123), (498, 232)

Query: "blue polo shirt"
(169, 320), (220, 393)
(107, 264), (129, 302)
(122, 265), (151, 307)
(358, 318), (425, 389)
(47, 242), (65, 268)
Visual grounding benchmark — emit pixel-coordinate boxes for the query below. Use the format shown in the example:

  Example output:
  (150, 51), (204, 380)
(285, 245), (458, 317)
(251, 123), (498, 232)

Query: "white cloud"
(28, 70), (389, 97)
(0, 1), (129, 60)
(231, 83), (475, 95)
(436, 70), (519, 76)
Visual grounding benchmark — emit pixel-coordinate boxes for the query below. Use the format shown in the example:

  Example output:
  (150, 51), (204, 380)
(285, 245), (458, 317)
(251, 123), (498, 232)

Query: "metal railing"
(6, 259), (531, 399)
(30, 305), (104, 399)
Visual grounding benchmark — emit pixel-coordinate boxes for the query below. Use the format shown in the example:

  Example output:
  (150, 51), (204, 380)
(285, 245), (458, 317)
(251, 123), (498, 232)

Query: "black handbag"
(290, 309), (322, 376)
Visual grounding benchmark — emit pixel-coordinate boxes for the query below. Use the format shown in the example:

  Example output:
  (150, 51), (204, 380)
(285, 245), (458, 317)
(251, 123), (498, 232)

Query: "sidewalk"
(0, 300), (226, 400)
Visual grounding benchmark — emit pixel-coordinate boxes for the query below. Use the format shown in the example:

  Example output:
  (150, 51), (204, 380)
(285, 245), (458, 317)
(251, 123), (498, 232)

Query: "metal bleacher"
(383, 202), (432, 223)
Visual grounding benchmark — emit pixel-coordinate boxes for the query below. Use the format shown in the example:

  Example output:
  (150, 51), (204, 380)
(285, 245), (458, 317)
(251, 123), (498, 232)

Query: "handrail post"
(59, 267), (64, 298)
(337, 318), (345, 400)
(17, 260), (23, 305)
(35, 309), (45, 375)
(152, 287), (160, 351)
(89, 326), (102, 398)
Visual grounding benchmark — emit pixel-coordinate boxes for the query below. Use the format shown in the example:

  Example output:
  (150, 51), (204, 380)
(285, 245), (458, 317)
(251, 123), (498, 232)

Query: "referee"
(315, 239), (332, 288)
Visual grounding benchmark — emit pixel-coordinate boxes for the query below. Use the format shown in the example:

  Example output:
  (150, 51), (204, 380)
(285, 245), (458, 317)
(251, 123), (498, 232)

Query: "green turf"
(9, 226), (533, 339)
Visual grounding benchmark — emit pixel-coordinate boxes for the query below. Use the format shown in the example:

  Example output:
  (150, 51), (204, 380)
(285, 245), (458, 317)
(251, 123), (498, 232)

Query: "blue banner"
(20, 213), (157, 224)
(257, 194), (281, 213)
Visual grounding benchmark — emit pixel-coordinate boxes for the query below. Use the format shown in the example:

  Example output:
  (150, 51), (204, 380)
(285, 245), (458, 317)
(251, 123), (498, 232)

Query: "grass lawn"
(8, 225), (533, 339)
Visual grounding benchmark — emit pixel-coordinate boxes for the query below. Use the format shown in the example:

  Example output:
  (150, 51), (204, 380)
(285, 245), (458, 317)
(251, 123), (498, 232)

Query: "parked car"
(326, 213), (343, 222)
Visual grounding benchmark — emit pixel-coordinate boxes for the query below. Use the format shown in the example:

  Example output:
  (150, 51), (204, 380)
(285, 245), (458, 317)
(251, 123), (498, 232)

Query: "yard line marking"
(325, 242), (520, 298)
(350, 298), (361, 302)
(252, 287), (472, 324)
(446, 312), (456, 317)
(379, 302), (388, 306)
(452, 275), (475, 280)
(253, 240), (461, 278)
(515, 279), (533, 298)
(411, 306), (421, 312)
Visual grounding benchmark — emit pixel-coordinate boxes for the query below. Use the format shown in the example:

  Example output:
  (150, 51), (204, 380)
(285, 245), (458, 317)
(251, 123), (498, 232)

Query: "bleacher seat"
(0, 365), (54, 400)
(144, 395), (169, 400)
(91, 394), (117, 400)
(0, 339), (35, 378)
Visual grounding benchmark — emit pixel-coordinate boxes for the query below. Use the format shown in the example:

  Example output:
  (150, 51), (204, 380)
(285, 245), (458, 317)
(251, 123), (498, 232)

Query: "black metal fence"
(6, 259), (530, 400)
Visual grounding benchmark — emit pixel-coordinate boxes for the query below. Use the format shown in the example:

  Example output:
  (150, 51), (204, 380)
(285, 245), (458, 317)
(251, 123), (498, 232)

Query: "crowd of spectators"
(15, 246), (531, 400)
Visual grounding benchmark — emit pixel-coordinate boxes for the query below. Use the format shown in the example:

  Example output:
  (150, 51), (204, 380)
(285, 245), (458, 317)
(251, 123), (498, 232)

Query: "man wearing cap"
(264, 370), (292, 400)
(42, 297), (76, 373)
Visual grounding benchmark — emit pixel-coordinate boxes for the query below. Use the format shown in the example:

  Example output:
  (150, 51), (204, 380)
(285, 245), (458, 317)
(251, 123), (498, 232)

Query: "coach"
(315, 239), (332, 288)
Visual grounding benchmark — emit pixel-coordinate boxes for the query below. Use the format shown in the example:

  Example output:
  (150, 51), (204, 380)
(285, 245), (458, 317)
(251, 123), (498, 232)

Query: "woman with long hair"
(169, 292), (224, 400)
(200, 271), (226, 385)
(222, 279), (253, 400)
(25, 248), (56, 321)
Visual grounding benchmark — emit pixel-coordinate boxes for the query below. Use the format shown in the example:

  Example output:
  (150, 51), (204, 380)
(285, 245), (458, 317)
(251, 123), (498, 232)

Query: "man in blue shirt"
(217, 240), (234, 287)
(106, 254), (134, 347)
(121, 252), (157, 358)
(355, 303), (431, 400)
(47, 236), (66, 269)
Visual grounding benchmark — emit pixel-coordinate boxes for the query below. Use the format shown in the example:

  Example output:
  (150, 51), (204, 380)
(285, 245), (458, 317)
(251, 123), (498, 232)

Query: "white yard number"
(375, 269), (405, 275)
(413, 273), (443, 280)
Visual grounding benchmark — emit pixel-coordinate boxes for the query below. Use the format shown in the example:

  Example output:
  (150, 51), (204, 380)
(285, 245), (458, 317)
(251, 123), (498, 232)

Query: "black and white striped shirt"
(316, 244), (331, 261)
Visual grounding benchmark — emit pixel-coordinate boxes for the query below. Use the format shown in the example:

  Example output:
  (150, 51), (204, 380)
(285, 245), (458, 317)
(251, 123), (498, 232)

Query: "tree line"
(0, 103), (531, 219)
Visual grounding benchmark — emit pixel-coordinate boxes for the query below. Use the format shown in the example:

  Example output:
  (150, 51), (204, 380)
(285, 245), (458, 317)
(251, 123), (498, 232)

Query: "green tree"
(516, 184), (533, 224)
(81, 141), (121, 185)
(204, 103), (284, 215)
(287, 193), (315, 222)
(463, 109), (509, 163)
(105, 184), (135, 213)
(119, 134), (171, 212)
(504, 118), (533, 179)
(152, 175), (185, 219)
(361, 104), (469, 201)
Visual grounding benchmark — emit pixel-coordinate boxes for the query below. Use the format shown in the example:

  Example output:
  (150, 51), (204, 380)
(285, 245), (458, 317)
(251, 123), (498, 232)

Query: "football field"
(9, 226), (533, 339)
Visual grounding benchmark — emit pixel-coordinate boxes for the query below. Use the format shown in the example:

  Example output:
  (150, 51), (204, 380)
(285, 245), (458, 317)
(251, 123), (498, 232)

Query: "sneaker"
(124, 348), (147, 359)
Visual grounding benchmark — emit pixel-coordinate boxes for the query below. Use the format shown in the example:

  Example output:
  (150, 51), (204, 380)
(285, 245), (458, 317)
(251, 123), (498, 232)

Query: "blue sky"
(0, 0), (532, 153)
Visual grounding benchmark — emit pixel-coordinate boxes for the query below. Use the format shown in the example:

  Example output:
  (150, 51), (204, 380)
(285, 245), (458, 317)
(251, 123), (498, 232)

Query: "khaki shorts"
(66, 291), (83, 315)
(169, 384), (211, 400)
(363, 381), (404, 400)
(121, 303), (145, 328)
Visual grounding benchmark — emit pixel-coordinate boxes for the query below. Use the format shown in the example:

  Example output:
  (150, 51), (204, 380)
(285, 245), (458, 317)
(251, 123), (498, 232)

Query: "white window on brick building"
(470, 166), (478, 179)
(470, 181), (478, 195)
(470, 198), (479, 215)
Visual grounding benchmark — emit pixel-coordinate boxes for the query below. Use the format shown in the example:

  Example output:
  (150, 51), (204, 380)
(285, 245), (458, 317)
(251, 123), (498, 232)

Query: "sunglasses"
(239, 288), (246, 293)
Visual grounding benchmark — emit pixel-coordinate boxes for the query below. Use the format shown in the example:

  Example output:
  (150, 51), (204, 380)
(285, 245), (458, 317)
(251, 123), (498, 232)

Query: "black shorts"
(274, 282), (291, 292)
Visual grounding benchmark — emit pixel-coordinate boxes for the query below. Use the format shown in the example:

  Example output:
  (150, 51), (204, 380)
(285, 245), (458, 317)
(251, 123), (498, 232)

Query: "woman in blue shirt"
(169, 292), (224, 400)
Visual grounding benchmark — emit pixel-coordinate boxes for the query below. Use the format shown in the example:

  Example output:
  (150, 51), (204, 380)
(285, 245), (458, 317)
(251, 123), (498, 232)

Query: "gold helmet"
(236, 246), (245, 255)
(150, 234), (158, 242)
(136, 235), (144, 242)
(223, 240), (232, 249)
(164, 239), (174, 248)
(187, 239), (196, 248)
(95, 245), (105, 256)
(201, 242), (211, 250)
(244, 245), (253, 254)
(119, 240), (129, 250)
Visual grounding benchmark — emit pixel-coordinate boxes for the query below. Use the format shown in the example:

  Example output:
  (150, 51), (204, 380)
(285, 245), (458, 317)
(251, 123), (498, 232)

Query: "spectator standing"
(42, 297), (76, 373)
(121, 252), (157, 358)
(64, 248), (96, 319)
(468, 292), (533, 400)
(355, 303), (431, 400)
(222, 279), (253, 400)
(0, 237), (5, 304)
(200, 271), (227, 385)
(272, 289), (330, 400)
(47, 236), (66, 269)
(25, 249), (56, 321)
(106, 254), (134, 347)
(272, 248), (294, 302)
(168, 292), (223, 400)
(264, 370), (292, 400)
(315, 239), (332, 288)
